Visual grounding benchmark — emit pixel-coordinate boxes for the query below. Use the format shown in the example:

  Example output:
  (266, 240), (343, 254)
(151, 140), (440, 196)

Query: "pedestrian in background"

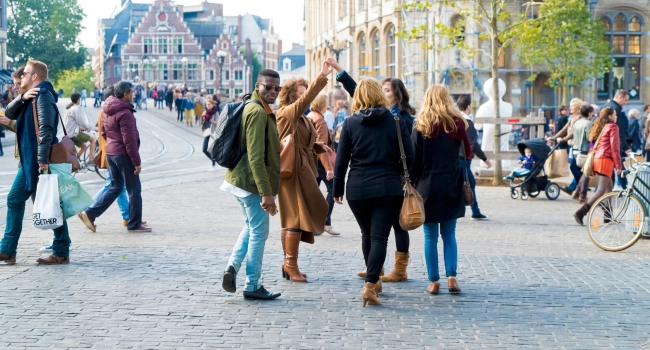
(276, 64), (331, 283)
(221, 69), (282, 300)
(165, 88), (174, 112)
(175, 90), (183, 121)
(194, 93), (204, 124)
(628, 109), (641, 153)
(603, 90), (632, 190)
(201, 99), (218, 171)
(182, 92), (194, 127)
(323, 105), (335, 130)
(333, 78), (414, 307)
(411, 85), (470, 296)
(81, 86), (87, 107)
(93, 87), (100, 108)
(574, 105), (595, 204)
(551, 98), (585, 196)
(307, 94), (338, 236)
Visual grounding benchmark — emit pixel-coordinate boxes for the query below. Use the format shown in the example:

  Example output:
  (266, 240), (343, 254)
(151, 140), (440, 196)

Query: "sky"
(78, 0), (305, 52)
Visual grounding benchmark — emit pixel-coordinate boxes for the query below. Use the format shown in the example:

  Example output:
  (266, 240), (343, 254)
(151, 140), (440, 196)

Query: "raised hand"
(326, 58), (344, 74)
(321, 60), (334, 76)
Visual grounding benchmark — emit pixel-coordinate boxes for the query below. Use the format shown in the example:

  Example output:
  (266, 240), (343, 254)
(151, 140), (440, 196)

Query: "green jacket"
(225, 91), (280, 197)
(572, 117), (591, 153)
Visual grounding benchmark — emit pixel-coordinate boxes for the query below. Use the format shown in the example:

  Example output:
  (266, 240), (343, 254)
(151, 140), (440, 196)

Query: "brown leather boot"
(281, 230), (306, 279)
(0, 253), (16, 265)
(448, 276), (461, 294)
(375, 279), (383, 294)
(36, 254), (70, 265)
(283, 231), (307, 282)
(427, 281), (440, 295)
(361, 282), (380, 307)
(357, 267), (384, 278)
(381, 251), (409, 282)
(574, 203), (592, 226)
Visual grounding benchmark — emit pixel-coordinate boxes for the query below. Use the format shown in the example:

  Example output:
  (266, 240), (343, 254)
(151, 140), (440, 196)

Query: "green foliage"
(7, 0), (88, 79)
(516, 0), (611, 104)
(54, 67), (94, 98)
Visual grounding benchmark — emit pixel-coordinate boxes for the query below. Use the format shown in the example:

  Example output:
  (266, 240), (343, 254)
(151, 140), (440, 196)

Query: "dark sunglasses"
(259, 84), (282, 92)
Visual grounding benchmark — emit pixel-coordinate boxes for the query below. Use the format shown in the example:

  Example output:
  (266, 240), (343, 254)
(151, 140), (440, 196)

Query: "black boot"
(222, 266), (237, 293)
(574, 204), (592, 226)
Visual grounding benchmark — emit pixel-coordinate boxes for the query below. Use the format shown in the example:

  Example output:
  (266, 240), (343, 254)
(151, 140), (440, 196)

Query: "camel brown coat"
(277, 73), (329, 243)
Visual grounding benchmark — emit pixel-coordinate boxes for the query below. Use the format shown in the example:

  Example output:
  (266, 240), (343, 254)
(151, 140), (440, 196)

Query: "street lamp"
(324, 35), (353, 63)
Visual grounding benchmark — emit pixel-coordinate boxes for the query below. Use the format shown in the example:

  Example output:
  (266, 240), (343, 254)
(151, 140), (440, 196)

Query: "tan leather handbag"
(582, 133), (603, 178)
(394, 116), (425, 231)
(32, 98), (80, 173)
(280, 134), (295, 178)
(460, 139), (474, 206)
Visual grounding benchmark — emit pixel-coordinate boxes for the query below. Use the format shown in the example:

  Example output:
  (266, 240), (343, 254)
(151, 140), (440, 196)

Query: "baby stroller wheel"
(521, 191), (529, 200)
(529, 190), (540, 198)
(545, 183), (560, 200)
(510, 189), (519, 199)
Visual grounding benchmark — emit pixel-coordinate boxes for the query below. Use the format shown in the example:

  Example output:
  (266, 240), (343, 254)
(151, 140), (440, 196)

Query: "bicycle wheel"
(586, 192), (645, 251)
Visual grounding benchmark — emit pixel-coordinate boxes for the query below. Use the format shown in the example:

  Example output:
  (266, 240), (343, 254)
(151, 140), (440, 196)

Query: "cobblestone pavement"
(1, 101), (650, 349)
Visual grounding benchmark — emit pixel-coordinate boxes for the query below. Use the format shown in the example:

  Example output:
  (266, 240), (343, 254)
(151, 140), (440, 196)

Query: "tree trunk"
(491, 12), (502, 186)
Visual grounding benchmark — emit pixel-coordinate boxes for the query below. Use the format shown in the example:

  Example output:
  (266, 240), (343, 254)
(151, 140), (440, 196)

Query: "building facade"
(279, 44), (307, 85)
(305, 0), (650, 114)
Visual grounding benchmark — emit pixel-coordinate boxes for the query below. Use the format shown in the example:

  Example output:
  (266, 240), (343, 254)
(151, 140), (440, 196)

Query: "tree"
(516, 0), (610, 105)
(399, 0), (566, 185)
(7, 0), (87, 79)
(54, 67), (94, 98)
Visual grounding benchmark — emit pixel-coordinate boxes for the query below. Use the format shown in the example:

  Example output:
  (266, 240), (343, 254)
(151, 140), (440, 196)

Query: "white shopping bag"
(32, 173), (63, 230)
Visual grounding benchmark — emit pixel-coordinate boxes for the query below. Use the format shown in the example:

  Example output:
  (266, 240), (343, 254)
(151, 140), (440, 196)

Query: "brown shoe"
(427, 281), (440, 295)
(78, 211), (96, 233)
(0, 253), (16, 265)
(128, 225), (152, 233)
(574, 203), (592, 226)
(448, 276), (461, 294)
(36, 254), (70, 265)
(361, 282), (381, 307)
(124, 220), (147, 227)
(381, 251), (409, 282)
(281, 230), (306, 279)
(375, 279), (383, 295)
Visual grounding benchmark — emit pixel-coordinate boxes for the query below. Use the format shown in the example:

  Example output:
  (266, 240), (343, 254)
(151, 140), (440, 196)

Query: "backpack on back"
(208, 94), (262, 169)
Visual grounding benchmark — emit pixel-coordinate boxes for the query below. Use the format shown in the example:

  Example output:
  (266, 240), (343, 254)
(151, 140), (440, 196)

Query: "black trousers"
(316, 162), (334, 226)
(348, 196), (403, 284)
(177, 107), (183, 121)
(392, 219), (409, 253)
(203, 136), (216, 166)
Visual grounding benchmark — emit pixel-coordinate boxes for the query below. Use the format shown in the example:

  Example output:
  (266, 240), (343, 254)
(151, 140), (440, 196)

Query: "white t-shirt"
(63, 104), (91, 138)
(323, 110), (335, 130)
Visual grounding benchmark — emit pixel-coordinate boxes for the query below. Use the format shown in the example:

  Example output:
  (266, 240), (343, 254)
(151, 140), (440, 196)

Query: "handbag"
(280, 134), (295, 178)
(582, 134), (603, 178)
(32, 96), (80, 173)
(575, 151), (588, 168)
(394, 116), (425, 231)
(460, 139), (475, 206)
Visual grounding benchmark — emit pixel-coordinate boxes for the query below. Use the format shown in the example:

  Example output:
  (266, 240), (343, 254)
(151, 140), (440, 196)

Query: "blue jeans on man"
(93, 168), (130, 220)
(1, 166), (71, 257)
(84, 155), (143, 230)
(226, 193), (270, 292)
(423, 220), (458, 282)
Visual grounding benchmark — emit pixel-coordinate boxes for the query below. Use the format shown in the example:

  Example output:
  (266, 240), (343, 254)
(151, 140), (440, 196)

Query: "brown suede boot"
(574, 203), (592, 226)
(281, 230), (306, 279)
(361, 282), (380, 307)
(283, 231), (307, 282)
(380, 251), (409, 282)
(357, 267), (384, 278)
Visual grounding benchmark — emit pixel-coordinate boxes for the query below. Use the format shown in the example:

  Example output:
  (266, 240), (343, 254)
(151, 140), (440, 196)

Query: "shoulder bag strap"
(394, 116), (410, 183)
(460, 137), (471, 182)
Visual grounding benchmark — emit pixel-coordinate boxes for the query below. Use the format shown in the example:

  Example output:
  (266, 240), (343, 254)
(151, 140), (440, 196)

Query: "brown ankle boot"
(280, 230), (307, 279)
(381, 251), (409, 282)
(357, 267), (383, 278)
(574, 203), (592, 226)
(283, 231), (307, 282)
(361, 282), (380, 307)
(375, 279), (383, 294)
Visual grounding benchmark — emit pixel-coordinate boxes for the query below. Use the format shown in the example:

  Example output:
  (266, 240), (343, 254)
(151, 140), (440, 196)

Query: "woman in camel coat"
(277, 61), (332, 282)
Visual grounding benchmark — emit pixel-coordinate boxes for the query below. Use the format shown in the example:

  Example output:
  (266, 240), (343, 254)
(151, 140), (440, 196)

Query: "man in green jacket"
(221, 69), (282, 300)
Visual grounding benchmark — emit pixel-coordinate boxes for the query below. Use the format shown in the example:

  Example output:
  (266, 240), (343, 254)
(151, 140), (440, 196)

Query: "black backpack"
(208, 94), (262, 168)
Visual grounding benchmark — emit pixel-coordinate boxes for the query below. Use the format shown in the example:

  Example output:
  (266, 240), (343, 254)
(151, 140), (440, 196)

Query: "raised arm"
(278, 73), (329, 125)
(327, 58), (356, 97)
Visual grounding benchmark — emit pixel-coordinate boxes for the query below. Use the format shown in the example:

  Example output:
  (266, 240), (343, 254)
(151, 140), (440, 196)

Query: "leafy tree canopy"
(54, 67), (94, 98)
(8, 0), (88, 79)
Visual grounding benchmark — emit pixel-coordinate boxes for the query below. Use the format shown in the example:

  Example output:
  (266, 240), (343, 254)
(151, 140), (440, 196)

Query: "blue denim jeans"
(1, 166), (71, 257)
(423, 219), (458, 282)
(227, 193), (270, 292)
(460, 159), (480, 216)
(93, 168), (130, 220)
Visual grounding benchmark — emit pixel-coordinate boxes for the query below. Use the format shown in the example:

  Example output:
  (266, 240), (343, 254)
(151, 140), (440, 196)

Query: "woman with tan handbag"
(333, 79), (414, 306)
(306, 94), (339, 236)
(276, 61), (332, 283)
(574, 107), (622, 225)
(411, 85), (471, 296)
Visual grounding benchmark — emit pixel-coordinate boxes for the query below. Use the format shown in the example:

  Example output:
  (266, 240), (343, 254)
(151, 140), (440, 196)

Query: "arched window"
(598, 12), (644, 101)
(358, 34), (367, 71)
(371, 31), (380, 75)
(387, 26), (396, 78)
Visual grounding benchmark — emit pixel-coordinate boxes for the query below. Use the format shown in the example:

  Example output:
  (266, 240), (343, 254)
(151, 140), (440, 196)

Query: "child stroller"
(508, 138), (561, 200)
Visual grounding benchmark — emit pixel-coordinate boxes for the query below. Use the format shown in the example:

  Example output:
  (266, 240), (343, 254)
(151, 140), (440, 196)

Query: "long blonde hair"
(416, 85), (468, 137)
(351, 78), (389, 113)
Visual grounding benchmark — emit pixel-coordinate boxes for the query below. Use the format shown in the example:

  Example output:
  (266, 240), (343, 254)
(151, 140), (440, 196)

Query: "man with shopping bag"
(0, 60), (72, 265)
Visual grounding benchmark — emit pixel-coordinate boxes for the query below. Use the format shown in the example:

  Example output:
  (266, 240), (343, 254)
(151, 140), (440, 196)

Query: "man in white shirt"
(66, 92), (95, 164)
(323, 106), (335, 130)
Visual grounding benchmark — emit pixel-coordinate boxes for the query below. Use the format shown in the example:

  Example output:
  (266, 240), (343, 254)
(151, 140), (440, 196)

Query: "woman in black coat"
(333, 78), (414, 307)
(411, 85), (471, 296)
(327, 58), (415, 283)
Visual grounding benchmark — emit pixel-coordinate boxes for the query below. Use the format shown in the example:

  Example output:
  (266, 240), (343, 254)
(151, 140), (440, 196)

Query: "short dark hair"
(114, 81), (133, 99)
(12, 66), (25, 79)
(71, 93), (81, 104)
(456, 94), (472, 112)
(559, 105), (568, 112)
(257, 69), (280, 81)
(104, 86), (115, 99)
(580, 104), (594, 118)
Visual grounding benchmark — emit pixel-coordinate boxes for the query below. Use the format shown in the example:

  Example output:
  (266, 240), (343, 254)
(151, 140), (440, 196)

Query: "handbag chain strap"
(31, 91), (68, 144)
(393, 116), (410, 184)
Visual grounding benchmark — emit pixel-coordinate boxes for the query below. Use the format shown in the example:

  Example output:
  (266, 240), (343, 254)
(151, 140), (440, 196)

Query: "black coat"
(411, 122), (470, 223)
(333, 107), (414, 201)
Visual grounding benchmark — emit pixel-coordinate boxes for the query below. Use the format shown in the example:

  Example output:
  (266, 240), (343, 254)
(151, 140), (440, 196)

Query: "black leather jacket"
(6, 90), (58, 164)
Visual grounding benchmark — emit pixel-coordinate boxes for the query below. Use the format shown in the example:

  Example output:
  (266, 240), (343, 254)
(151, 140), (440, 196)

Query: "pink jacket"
(594, 123), (622, 171)
(101, 96), (141, 166)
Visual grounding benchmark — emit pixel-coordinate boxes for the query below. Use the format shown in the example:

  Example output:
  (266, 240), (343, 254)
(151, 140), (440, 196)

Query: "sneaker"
(207, 167), (217, 172)
(324, 225), (340, 235)
(560, 186), (573, 195)
(471, 214), (489, 221)
(39, 245), (53, 254)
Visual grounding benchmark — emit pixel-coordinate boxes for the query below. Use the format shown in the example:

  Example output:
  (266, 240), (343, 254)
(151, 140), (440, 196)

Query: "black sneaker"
(560, 186), (573, 195)
(222, 266), (237, 293)
(243, 286), (281, 300)
(471, 214), (488, 221)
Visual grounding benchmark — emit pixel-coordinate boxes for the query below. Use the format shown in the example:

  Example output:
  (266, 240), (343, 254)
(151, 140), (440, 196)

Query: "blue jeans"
(85, 155), (143, 230)
(93, 168), (130, 220)
(1, 166), (71, 257)
(226, 193), (270, 292)
(460, 159), (480, 216)
(423, 219), (458, 282)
